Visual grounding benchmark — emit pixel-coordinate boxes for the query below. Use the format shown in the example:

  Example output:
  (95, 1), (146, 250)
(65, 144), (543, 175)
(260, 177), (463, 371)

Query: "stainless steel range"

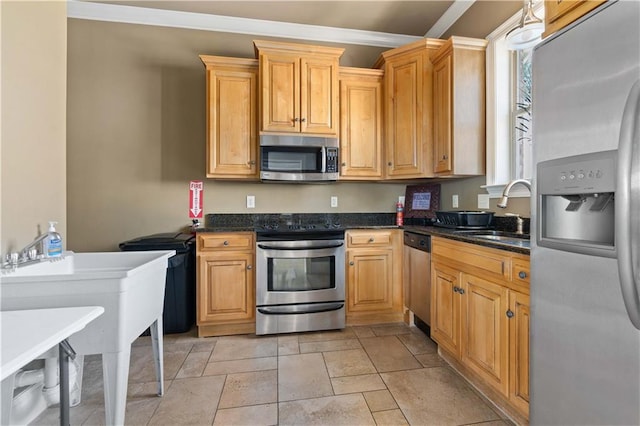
(255, 223), (345, 335)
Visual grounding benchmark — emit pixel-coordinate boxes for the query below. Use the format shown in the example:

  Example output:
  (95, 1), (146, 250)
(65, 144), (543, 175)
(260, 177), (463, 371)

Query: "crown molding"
(425, 0), (475, 38)
(67, 0), (423, 48)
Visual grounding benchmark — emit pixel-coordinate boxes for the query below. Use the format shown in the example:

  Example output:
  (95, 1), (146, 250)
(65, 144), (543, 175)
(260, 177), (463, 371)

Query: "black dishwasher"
(403, 231), (431, 336)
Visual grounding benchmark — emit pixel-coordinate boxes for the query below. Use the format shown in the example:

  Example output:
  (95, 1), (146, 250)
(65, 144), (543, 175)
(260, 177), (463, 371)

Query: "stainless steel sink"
(453, 230), (531, 248)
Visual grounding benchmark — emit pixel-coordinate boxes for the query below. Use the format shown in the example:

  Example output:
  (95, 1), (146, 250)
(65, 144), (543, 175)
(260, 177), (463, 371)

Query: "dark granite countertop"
(195, 213), (530, 255)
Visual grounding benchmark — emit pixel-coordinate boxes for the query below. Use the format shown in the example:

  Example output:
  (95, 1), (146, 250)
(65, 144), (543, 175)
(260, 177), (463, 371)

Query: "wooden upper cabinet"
(200, 56), (258, 179)
(374, 39), (444, 179)
(254, 40), (344, 136)
(431, 37), (487, 176)
(544, 0), (607, 38)
(339, 68), (384, 180)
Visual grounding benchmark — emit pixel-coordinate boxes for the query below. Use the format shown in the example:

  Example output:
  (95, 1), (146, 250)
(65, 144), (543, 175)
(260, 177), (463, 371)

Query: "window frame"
(483, 1), (544, 199)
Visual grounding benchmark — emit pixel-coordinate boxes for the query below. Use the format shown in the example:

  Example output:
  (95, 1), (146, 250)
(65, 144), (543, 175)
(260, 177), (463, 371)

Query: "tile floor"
(32, 323), (511, 425)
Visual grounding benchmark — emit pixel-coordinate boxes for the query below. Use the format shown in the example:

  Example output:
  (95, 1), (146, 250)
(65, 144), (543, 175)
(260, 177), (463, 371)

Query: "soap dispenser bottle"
(45, 221), (63, 258)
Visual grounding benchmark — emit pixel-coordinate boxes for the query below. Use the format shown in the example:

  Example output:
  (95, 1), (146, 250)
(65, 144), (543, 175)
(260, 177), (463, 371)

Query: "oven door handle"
(257, 303), (345, 315)
(257, 242), (344, 250)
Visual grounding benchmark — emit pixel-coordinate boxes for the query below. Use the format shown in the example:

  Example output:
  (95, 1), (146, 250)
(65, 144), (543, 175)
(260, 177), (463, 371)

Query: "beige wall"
(439, 176), (531, 217)
(66, 19), (531, 253)
(66, 20), (405, 252)
(1, 0), (67, 256)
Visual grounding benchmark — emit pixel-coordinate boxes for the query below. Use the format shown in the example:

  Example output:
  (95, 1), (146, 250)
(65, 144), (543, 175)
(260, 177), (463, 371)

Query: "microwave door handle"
(616, 78), (640, 330)
(321, 146), (327, 172)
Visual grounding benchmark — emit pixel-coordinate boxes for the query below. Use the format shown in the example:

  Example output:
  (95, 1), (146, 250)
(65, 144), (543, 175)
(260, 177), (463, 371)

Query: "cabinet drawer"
(197, 233), (255, 252)
(432, 237), (509, 281)
(512, 258), (530, 287)
(347, 230), (393, 247)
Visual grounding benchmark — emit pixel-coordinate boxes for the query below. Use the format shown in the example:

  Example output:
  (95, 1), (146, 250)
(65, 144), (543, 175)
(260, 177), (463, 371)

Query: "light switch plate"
(331, 196), (338, 208)
(452, 194), (459, 209)
(246, 195), (255, 209)
(478, 194), (490, 210)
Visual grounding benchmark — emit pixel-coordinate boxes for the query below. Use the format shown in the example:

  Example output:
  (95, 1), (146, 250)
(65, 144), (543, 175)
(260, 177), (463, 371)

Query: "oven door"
(256, 239), (345, 307)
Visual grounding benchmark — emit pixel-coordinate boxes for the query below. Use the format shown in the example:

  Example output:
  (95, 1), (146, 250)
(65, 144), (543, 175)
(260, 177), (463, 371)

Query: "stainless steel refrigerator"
(531, 1), (640, 424)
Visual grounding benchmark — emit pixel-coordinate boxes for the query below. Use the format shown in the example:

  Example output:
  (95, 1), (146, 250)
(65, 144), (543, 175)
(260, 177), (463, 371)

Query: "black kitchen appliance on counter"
(434, 211), (495, 229)
(119, 232), (196, 334)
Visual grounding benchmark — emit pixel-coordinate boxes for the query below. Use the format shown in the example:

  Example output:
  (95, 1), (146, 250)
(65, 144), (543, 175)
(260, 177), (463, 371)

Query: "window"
(484, 2), (543, 198)
(513, 47), (533, 180)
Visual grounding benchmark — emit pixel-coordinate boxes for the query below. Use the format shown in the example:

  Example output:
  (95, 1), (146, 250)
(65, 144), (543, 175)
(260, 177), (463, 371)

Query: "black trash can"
(119, 232), (196, 334)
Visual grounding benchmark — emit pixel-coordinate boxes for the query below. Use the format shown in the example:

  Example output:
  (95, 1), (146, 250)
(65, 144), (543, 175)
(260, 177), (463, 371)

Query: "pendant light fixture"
(505, 0), (544, 50)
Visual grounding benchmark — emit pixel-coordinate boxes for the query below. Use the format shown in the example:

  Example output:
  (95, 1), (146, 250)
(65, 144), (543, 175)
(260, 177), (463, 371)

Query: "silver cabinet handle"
(616, 78), (640, 330)
(248, 160), (255, 165)
(223, 241), (229, 246)
(458, 288), (465, 294)
(518, 271), (527, 279)
(247, 265), (252, 270)
(506, 309), (514, 318)
(341, 162), (346, 167)
(300, 118), (306, 122)
(368, 238), (374, 243)
(293, 118), (299, 122)
(349, 261), (354, 266)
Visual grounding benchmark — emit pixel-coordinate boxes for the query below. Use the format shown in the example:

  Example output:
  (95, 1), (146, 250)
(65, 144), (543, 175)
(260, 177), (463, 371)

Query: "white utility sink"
(1, 250), (175, 425)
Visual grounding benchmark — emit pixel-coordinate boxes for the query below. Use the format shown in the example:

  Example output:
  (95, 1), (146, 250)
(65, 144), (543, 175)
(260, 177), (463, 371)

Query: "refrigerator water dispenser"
(537, 150), (617, 257)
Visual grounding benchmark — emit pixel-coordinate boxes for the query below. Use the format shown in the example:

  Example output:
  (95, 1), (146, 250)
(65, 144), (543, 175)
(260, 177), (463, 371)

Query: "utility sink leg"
(101, 350), (130, 426)
(150, 316), (164, 396)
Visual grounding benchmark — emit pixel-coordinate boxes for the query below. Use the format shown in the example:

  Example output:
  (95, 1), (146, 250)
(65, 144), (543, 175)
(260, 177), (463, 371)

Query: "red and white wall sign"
(189, 180), (203, 219)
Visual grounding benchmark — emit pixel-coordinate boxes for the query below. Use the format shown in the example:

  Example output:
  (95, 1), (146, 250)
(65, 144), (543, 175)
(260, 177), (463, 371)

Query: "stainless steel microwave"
(259, 135), (339, 182)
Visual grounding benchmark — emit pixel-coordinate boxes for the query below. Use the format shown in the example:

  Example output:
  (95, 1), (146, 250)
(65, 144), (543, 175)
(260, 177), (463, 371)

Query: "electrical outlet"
(331, 196), (338, 208)
(246, 195), (255, 209)
(452, 194), (459, 209)
(478, 194), (490, 210)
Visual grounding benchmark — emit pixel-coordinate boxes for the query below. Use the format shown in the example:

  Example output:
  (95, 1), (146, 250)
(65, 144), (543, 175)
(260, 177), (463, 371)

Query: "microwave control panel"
(326, 147), (339, 173)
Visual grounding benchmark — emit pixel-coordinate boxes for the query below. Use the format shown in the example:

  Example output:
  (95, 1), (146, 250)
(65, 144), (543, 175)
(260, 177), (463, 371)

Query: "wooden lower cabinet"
(345, 229), (403, 324)
(431, 237), (530, 423)
(461, 274), (509, 397)
(196, 233), (255, 337)
(509, 291), (530, 416)
(431, 262), (462, 357)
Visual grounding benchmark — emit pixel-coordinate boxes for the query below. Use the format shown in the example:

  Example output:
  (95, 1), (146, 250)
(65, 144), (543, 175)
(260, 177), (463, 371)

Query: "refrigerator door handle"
(616, 78), (640, 330)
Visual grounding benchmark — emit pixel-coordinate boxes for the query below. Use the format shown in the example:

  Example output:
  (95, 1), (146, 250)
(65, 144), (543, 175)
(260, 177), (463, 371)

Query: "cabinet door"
(433, 54), (452, 174)
(431, 262), (461, 357)
(544, 0), (606, 36)
(339, 71), (383, 179)
(509, 290), (530, 416)
(197, 252), (255, 324)
(461, 273), (509, 396)
(347, 249), (394, 313)
(206, 66), (258, 178)
(260, 52), (300, 133)
(301, 56), (339, 135)
(385, 54), (424, 178)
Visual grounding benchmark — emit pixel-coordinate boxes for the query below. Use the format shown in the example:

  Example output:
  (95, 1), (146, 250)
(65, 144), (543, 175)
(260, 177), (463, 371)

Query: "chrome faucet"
(497, 179), (532, 208)
(2, 233), (49, 271)
(18, 233), (50, 260)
